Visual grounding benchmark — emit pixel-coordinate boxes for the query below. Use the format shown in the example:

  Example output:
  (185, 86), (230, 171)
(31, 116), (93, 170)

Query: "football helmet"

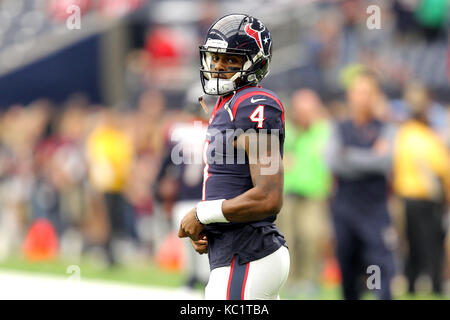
(199, 14), (272, 96)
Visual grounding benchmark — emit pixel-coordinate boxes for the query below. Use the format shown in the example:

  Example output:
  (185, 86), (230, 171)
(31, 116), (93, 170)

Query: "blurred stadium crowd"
(0, 0), (448, 299)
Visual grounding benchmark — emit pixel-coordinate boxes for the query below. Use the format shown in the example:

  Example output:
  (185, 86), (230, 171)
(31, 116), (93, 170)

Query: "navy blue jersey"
(202, 85), (287, 270)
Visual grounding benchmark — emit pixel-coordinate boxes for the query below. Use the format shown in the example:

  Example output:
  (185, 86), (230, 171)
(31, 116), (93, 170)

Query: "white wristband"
(196, 199), (229, 224)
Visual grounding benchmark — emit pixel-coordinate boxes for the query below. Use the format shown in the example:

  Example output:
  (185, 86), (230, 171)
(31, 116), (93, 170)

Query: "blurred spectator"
(30, 121), (63, 233)
(125, 50), (151, 108)
(145, 27), (180, 63)
(134, 90), (166, 156)
(389, 80), (449, 139)
(155, 90), (210, 291)
(325, 70), (397, 299)
(300, 8), (342, 93)
(340, 64), (392, 122)
(125, 90), (167, 255)
(393, 82), (450, 295)
(144, 26), (190, 87)
(85, 109), (135, 266)
(53, 101), (88, 260)
(278, 89), (332, 296)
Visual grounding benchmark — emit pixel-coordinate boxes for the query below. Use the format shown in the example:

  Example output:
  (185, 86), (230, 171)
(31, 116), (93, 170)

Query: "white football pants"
(205, 245), (290, 300)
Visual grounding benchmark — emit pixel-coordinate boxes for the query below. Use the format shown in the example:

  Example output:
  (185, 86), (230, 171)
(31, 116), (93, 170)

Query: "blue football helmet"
(199, 14), (273, 96)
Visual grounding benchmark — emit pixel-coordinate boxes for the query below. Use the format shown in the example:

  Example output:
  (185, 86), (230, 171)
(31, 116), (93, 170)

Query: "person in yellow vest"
(86, 109), (135, 266)
(393, 82), (450, 295)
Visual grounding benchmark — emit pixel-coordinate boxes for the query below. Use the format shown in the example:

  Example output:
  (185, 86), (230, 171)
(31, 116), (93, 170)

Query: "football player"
(178, 14), (290, 300)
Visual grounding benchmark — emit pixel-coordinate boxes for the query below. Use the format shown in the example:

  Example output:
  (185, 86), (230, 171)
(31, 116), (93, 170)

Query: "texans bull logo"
(244, 20), (271, 56)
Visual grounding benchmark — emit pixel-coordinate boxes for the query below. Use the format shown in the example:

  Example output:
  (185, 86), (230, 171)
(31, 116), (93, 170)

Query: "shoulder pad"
(230, 87), (284, 123)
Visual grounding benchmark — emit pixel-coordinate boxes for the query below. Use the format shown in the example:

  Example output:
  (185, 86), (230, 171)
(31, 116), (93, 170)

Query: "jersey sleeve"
(232, 93), (285, 134)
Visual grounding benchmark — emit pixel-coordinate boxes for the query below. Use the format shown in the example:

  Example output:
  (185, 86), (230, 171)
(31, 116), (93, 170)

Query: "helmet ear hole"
(242, 59), (252, 71)
(247, 74), (257, 82)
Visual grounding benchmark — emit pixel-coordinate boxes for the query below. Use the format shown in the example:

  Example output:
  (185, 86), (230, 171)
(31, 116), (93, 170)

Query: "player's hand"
(191, 235), (208, 254)
(178, 208), (205, 241)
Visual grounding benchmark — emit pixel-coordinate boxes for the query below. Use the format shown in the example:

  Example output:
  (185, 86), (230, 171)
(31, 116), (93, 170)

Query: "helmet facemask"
(200, 46), (262, 96)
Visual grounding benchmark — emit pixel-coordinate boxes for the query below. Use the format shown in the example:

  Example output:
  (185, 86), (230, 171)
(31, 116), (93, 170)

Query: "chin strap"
(198, 96), (209, 114)
(198, 89), (237, 119)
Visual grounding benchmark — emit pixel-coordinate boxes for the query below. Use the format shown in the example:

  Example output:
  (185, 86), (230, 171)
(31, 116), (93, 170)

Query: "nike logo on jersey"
(250, 97), (266, 104)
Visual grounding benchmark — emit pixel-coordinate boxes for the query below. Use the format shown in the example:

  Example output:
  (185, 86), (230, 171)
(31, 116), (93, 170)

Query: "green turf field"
(0, 256), (447, 300)
(0, 256), (185, 289)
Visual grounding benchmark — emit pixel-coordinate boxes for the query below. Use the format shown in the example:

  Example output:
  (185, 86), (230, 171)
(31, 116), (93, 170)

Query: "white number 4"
(249, 105), (265, 128)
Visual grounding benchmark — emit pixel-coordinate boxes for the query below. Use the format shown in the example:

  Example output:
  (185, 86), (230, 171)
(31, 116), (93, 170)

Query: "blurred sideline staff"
(155, 90), (213, 290)
(325, 70), (396, 300)
(278, 89), (332, 294)
(86, 109), (135, 266)
(393, 82), (450, 295)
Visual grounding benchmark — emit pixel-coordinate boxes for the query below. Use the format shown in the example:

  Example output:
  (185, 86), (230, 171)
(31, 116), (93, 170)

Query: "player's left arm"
(221, 131), (284, 222)
(178, 98), (284, 241)
(178, 131), (283, 240)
